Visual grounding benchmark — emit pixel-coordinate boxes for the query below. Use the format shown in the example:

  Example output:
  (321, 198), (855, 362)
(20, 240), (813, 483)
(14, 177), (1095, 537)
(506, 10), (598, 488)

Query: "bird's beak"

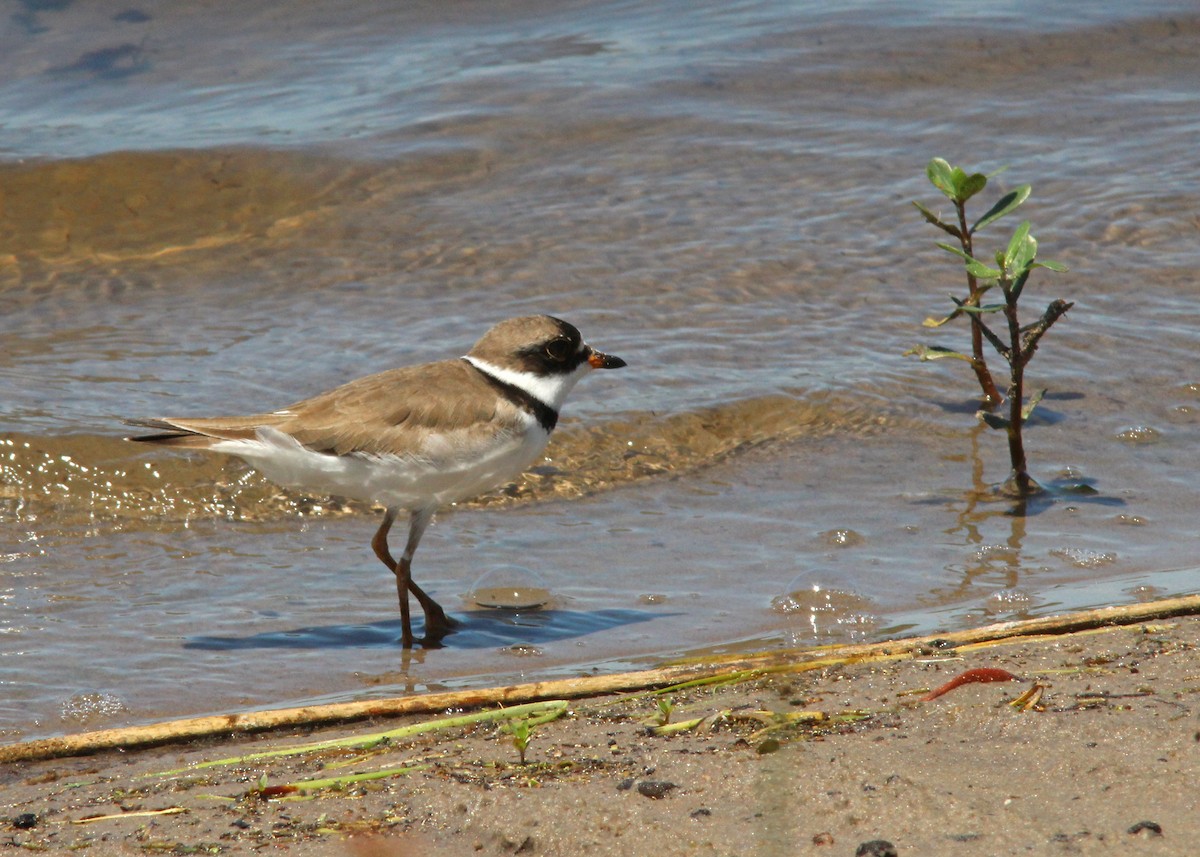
(588, 349), (627, 370)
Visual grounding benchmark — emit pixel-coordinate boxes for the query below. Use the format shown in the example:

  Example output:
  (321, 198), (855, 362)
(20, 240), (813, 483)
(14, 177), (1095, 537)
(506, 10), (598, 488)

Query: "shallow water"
(3, 0), (1200, 741)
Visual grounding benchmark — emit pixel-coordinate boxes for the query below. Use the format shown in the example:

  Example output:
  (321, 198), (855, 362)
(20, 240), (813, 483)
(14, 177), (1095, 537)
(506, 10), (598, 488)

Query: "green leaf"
(936, 241), (970, 259)
(977, 410), (1011, 431)
(936, 242), (1003, 279)
(926, 158), (958, 199)
(971, 184), (1031, 233)
(958, 171), (987, 202)
(1004, 221), (1036, 273)
(1034, 259), (1069, 272)
(1004, 220), (1031, 264)
(903, 344), (974, 362)
(1021, 389), (1046, 422)
(912, 201), (962, 238)
(967, 260), (1003, 280)
(957, 303), (1006, 314)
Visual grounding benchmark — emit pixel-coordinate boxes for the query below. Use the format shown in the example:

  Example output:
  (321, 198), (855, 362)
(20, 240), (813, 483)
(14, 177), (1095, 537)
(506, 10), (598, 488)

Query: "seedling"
(655, 696), (675, 726)
(908, 158), (1070, 496)
(505, 717), (533, 765)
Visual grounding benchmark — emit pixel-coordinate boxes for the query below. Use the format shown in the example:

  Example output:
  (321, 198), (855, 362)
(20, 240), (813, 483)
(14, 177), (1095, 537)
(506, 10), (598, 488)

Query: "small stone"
(636, 780), (676, 799)
(856, 840), (898, 857)
(690, 807), (712, 819)
(1127, 820), (1163, 837)
(12, 813), (38, 830)
(615, 778), (634, 792)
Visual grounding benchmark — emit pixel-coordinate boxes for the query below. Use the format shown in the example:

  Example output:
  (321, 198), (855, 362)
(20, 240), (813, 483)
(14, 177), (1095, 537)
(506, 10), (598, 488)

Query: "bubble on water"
(468, 565), (551, 610)
(61, 691), (128, 725)
(1116, 425), (1162, 444)
(985, 588), (1033, 614)
(971, 544), (1018, 566)
(500, 644), (544, 658)
(819, 528), (864, 548)
(1056, 464), (1085, 481)
(772, 577), (878, 641)
(638, 593), (668, 605)
(1127, 584), (1165, 602)
(1050, 547), (1117, 568)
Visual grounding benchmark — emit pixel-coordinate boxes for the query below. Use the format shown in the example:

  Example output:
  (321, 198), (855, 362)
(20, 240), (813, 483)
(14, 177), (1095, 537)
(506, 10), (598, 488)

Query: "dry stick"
(5, 593), (1200, 765)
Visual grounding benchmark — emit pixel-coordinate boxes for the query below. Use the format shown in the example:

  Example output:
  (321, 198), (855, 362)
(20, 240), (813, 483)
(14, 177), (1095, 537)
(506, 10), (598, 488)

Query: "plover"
(126, 315), (626, 646)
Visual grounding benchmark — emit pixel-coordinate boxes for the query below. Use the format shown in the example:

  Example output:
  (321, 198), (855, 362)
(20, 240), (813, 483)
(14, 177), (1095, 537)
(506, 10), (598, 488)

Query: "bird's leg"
(399, 508), (459, 642)
(370, 507), (413, 645)
(371, 507), (457, 646)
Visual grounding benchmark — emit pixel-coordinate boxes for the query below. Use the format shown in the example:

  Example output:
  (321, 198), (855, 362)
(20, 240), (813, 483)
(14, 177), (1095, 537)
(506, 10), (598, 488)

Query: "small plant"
(655, 696), (675, 727)
(505, 717), (533, 765)
(908, 158), (1071, 497)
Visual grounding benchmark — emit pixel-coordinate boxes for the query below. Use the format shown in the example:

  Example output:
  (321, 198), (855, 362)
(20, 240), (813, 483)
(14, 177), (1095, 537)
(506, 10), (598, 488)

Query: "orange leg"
(371, 507), (457, 646)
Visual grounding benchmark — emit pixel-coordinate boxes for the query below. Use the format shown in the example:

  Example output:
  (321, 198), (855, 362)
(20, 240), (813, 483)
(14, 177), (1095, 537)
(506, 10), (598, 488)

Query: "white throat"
(463, 355), (590, 411)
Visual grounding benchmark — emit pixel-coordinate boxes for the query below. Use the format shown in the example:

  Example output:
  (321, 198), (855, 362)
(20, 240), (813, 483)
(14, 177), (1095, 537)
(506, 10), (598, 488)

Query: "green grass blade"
(150, 700), (570, 776)
(286, 764), (430, 793)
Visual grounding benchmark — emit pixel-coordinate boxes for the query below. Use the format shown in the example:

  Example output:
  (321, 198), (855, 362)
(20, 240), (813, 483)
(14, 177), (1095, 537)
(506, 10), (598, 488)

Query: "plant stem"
(1002, 281), (1036, 496)
(956, 201), (1003, 407)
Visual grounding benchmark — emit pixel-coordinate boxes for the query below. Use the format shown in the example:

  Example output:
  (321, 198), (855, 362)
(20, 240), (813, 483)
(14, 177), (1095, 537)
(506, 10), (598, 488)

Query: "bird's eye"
(544, 338), (573, 363)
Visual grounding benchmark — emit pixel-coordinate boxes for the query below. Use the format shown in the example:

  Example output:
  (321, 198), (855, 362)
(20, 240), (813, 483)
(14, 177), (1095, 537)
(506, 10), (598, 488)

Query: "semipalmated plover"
(126, 315), (626, 646)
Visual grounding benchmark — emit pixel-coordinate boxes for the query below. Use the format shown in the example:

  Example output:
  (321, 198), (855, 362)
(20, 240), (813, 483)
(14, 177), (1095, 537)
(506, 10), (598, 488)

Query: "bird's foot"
(395, 609), (459, 648)
(421, 610), (460, 644)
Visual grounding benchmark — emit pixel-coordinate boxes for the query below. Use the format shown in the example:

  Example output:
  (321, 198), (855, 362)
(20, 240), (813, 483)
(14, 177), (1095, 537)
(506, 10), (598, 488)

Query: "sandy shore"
(3, 609), (1198, 856)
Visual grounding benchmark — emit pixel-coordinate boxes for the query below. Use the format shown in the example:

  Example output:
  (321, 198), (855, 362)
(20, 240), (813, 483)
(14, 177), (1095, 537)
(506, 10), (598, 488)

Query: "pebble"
(636, 780), (677, 799)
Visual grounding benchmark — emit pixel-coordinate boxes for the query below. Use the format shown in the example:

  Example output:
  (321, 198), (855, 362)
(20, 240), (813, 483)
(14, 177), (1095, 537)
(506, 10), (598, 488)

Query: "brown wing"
(126, 358), (515, 455)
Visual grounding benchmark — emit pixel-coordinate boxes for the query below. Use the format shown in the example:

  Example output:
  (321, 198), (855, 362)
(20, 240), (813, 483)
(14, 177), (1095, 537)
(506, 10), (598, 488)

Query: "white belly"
(212, 423), (550, 511)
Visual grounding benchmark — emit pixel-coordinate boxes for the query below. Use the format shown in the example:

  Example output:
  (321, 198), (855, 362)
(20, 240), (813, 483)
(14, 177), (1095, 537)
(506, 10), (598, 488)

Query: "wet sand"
(3, 606), (1196, 856)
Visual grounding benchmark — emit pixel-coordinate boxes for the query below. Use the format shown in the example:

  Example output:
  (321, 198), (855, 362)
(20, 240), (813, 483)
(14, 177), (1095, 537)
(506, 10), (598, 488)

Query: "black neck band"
(464, 359), (558, 433)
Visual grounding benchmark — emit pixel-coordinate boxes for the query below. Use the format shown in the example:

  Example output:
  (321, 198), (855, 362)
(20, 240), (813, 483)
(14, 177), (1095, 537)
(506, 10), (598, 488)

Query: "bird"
(125, 315), (626, 646)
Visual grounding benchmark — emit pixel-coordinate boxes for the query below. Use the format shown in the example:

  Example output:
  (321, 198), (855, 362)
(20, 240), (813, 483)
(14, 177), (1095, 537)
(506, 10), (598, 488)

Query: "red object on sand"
(922, 667), (1020, 701)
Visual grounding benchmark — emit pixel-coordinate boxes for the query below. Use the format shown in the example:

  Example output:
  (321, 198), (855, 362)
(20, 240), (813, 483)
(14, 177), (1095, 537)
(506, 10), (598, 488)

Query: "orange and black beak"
(587, 348), (627, 370)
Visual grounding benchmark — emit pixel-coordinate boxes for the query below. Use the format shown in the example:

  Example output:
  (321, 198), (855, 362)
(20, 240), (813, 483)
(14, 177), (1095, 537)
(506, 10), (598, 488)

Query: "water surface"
(3, 0), (1199, 741)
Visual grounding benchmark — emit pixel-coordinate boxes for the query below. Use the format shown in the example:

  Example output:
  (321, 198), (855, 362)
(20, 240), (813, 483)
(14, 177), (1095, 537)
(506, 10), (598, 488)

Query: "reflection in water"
(942, 423), (1128, 612)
